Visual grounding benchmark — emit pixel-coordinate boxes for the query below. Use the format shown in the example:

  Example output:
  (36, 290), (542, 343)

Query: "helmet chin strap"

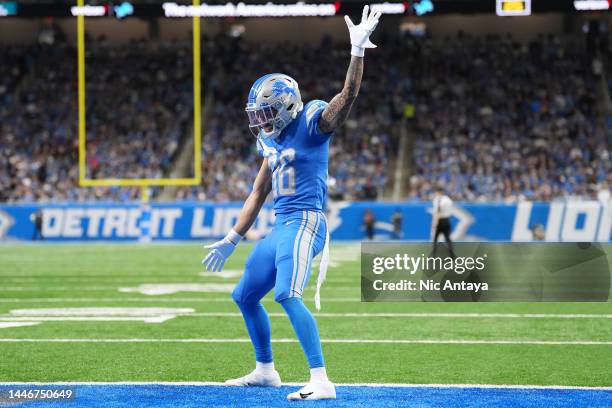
(261, 116), (287, 139)
(258, 102), (302, 139)
(260, 129), (276, 139)
(260, 123), (280, 140)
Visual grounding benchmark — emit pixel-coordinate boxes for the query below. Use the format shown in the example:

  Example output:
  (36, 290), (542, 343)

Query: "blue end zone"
(4, 385), (612, 408)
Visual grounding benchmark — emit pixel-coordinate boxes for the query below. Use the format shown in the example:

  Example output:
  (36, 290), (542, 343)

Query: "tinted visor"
(246, 106), (277, 127)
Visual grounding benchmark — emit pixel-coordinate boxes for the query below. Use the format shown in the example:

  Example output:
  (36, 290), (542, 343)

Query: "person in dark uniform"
(363, 209), (375, 240)
(431, 186), (455, 258)
(30, 210), (43, 240)
(391, 208), (403, 240)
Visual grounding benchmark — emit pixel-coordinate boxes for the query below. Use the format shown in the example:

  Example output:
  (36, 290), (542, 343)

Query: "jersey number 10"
(270, 148), (296, 197)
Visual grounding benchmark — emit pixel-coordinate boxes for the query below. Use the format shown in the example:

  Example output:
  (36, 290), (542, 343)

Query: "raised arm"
(318, 5), (381, 134)
(202, 159), (271, 272)
(318, 57), (364, 134)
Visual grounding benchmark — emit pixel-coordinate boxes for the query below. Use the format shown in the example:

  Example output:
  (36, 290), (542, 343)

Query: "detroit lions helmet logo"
(272, 80), (297, 98)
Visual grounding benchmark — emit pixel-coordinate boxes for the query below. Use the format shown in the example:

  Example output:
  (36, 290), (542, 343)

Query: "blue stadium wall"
(0, 201), (609, 242)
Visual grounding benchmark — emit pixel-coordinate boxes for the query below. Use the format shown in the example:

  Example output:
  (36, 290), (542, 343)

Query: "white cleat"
(225, 369), (282, 387)
(287, 381), (336, 401)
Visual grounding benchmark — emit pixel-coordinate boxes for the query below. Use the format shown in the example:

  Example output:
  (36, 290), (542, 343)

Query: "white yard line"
(0, 297), (360, 303)
(0, 381), (610, 390)
(0, 338), (609, 345)
(185, 312), (612, 319)
(0, 317), (176, 323)
(1, 287), (118, 291)
(2, 278), (204, 284)
(0, 322), (40, 329)
(1, 305), (611, 319)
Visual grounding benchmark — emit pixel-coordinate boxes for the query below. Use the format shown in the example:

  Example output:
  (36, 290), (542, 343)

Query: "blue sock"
(279, 297), (325, 368)
(235, 301), (273, 363)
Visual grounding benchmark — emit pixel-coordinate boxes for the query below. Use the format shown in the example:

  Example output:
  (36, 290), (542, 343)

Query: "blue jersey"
(256, 100), (332, 216)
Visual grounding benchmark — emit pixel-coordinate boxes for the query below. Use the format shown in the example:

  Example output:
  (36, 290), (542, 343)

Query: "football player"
(203, 5), (381, 401)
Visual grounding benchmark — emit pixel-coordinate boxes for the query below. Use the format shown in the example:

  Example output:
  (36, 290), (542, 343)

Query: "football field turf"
(0, 243), (611, 406)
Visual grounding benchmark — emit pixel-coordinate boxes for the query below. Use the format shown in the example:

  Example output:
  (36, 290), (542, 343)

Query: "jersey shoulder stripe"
(304, 100), (328, 124)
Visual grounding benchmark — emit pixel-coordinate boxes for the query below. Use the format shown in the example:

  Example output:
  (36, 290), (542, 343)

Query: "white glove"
(344, 5), (382, 57)
(202, 229), (242, 272)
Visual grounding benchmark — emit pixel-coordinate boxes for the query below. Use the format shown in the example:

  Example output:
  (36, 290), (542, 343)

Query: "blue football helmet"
(245, 73), (303, 139)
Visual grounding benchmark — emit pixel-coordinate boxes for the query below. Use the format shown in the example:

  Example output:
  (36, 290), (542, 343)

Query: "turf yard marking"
(118, 284), (234, 295)
(0, 338), (609, 345)
(1, 300), (610, 320)
(6, 309), (609, 319)
(0, 297), (360, 303)
(0, 317), (175, 323)
(7, 307), (195, 316)
(198, 270), (243, 278)
(0, 383), (610, 407)
(0, 308), (195, 328)
(0, 322), (40, 329)
(2, 286), (116, 291)
(186, 312), (612, 319)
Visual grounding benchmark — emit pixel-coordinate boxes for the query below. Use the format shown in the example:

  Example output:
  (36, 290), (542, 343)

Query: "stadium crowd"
(406, 34), (610, 202)
(0, 31), (609, 203)
(0, 40), (192, 202)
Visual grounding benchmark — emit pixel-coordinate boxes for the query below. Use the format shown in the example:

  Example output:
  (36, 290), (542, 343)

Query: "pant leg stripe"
(292, 211), (316, 296)
(290, 211), (309, 295)
(299, 212), (321, 293)
(294, 211), (315, 295)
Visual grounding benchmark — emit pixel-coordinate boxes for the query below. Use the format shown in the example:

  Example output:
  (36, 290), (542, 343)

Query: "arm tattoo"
(318, 56), (363, 134)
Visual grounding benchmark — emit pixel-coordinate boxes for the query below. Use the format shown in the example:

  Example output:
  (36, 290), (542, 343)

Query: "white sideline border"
(0, 381), (610, 391)
(0, 338), (610, 345)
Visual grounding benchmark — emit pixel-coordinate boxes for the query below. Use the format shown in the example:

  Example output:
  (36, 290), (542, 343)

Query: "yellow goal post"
(76, 0), (202, 199)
